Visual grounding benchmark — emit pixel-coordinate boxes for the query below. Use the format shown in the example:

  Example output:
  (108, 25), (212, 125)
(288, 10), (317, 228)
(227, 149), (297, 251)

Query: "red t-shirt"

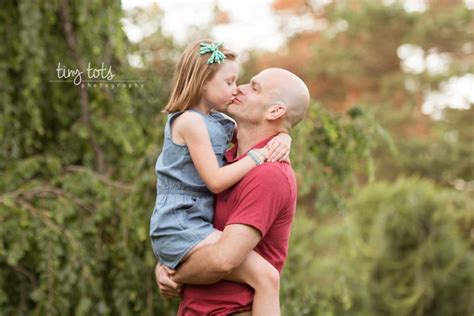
(178, 136), (297, 316)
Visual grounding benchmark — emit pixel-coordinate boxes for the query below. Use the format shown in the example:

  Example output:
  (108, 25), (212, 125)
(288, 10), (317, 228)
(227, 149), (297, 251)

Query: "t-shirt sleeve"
(226, 164), (291, 237)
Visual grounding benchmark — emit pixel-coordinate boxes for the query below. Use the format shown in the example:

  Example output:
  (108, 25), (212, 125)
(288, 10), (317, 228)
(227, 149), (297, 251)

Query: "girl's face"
(202, 60), (239, 112)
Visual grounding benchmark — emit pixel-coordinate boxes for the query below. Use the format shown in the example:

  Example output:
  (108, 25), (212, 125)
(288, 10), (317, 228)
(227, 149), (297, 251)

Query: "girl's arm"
(176, 112), (265, 194)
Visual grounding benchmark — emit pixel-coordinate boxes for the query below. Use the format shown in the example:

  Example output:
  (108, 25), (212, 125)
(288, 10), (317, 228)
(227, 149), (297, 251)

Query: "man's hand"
(155, 263), (183, 298)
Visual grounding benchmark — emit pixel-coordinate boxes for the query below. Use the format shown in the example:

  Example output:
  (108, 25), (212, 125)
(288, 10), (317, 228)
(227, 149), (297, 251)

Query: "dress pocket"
(172, 196), (197, 229)
(182, 196), (197, 210)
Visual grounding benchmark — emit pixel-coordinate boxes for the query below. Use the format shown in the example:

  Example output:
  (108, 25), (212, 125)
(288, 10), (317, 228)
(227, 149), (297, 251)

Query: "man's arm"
(172, 223), (262, 284)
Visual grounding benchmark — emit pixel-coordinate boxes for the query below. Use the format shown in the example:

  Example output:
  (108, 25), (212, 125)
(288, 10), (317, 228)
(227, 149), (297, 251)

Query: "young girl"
(149, 40), (291, 315)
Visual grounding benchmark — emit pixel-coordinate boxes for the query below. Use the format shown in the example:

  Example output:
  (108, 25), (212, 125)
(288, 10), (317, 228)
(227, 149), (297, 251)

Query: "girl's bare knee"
(255, 264), (280, 290)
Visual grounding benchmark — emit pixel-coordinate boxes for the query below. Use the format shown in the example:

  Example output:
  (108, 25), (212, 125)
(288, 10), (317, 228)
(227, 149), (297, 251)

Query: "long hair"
(163, 39), (237, 113)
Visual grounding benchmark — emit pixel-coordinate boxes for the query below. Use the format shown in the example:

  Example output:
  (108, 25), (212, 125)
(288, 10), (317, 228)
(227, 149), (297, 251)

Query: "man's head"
(227, 68), (310, 132)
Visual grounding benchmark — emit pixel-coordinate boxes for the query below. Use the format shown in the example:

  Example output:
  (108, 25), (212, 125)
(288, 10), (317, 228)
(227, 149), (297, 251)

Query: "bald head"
(259, 68), (310, 130)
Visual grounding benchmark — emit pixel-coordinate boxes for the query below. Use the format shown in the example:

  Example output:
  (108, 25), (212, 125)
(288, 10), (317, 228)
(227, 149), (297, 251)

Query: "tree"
(347, 178), (474, 315)
(247, 0), (473, 189)
(0, 1), (175, 314)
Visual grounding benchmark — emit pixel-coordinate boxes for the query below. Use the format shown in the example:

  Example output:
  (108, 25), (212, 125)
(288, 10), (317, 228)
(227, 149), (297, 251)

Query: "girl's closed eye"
(227, 77), (237, 86)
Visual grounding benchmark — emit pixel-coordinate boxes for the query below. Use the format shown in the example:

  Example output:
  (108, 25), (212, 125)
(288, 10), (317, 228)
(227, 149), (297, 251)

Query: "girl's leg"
(184, 230), (281, 316)
(226, 251), (281, 316)
(181, 230), (222, 261)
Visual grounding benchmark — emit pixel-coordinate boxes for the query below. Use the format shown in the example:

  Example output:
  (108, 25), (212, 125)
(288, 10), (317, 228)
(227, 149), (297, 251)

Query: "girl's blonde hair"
(163, 39), (237, 114)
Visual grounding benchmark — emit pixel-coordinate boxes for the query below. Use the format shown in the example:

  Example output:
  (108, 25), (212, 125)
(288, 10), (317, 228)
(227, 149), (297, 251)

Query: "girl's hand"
(266, 133), (292, 163)
(253, 148), (269, 164)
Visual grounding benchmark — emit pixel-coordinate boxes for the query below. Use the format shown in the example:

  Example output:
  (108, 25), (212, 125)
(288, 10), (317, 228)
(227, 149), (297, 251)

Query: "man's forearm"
(172, 224), (261, 285)
(172, 243), (231, 284)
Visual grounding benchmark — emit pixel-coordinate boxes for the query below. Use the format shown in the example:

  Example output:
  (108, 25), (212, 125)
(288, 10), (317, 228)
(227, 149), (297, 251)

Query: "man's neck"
(236, 123), (277, 156)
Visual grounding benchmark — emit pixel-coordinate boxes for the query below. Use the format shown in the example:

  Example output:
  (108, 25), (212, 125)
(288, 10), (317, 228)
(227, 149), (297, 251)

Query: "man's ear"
(266, 104), (287, 121)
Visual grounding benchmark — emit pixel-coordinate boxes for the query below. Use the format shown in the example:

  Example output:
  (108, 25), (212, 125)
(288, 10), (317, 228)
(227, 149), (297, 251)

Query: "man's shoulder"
(243, 162), (296, 192)
(252, 161), (295, 179)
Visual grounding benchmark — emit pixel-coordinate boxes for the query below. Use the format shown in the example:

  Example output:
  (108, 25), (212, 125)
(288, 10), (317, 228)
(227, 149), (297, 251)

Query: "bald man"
(156, 68), (310, 315)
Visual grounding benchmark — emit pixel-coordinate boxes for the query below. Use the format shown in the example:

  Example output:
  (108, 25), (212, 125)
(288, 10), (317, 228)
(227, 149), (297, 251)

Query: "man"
(156, 68), (310, 315)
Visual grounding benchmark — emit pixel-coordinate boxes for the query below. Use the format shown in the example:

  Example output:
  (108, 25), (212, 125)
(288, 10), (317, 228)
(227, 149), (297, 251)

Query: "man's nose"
(236, 84), (246, 95)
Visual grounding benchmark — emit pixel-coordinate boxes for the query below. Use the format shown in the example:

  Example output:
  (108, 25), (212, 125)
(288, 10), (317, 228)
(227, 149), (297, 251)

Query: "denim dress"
(149, 109), (235, 269)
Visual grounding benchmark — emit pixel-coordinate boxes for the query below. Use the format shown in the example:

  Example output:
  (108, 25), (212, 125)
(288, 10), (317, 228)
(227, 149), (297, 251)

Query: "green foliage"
(281, 213), (357, 316)
(375, 107), (474, 188)
(347, 177), (474, 316)
(267, 0), (473, 190)
(0, 0), (172, 314)
(281, 178), (474, 316)
(0, 170), (178, 315)
(1, 0), (472, 314)
(292, 102), (394, 213)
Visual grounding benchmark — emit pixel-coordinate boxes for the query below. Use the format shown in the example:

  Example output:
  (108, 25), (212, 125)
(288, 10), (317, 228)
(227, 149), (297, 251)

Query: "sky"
(121, 0), (474, 119)
(122, 0), (289, 52)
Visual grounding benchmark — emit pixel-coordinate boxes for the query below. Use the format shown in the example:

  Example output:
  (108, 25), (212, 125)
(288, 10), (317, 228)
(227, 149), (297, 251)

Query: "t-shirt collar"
(225, 134), (277, 163)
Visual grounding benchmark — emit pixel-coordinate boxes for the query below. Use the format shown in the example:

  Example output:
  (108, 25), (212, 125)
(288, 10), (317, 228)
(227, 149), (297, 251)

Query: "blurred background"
(1, 0), (473, 315)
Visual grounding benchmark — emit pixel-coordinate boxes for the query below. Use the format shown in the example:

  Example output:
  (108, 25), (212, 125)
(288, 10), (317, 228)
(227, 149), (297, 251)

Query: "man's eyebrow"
(250, 79), (261, 90)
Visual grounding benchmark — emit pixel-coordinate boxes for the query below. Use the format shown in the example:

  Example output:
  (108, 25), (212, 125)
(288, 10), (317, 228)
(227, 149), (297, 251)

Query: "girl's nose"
(232, 86), (239, 96)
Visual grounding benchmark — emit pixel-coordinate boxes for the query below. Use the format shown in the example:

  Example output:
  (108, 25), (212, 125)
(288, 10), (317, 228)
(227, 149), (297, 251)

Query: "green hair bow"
(199, 42), (226, 65)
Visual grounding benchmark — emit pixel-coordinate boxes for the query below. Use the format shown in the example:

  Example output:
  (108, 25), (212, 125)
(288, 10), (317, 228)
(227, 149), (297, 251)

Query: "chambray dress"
(149, 109), (235, 269)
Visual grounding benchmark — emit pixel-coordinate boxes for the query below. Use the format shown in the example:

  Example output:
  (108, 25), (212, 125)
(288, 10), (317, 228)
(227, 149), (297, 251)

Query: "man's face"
(227, 71), (273, 124)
